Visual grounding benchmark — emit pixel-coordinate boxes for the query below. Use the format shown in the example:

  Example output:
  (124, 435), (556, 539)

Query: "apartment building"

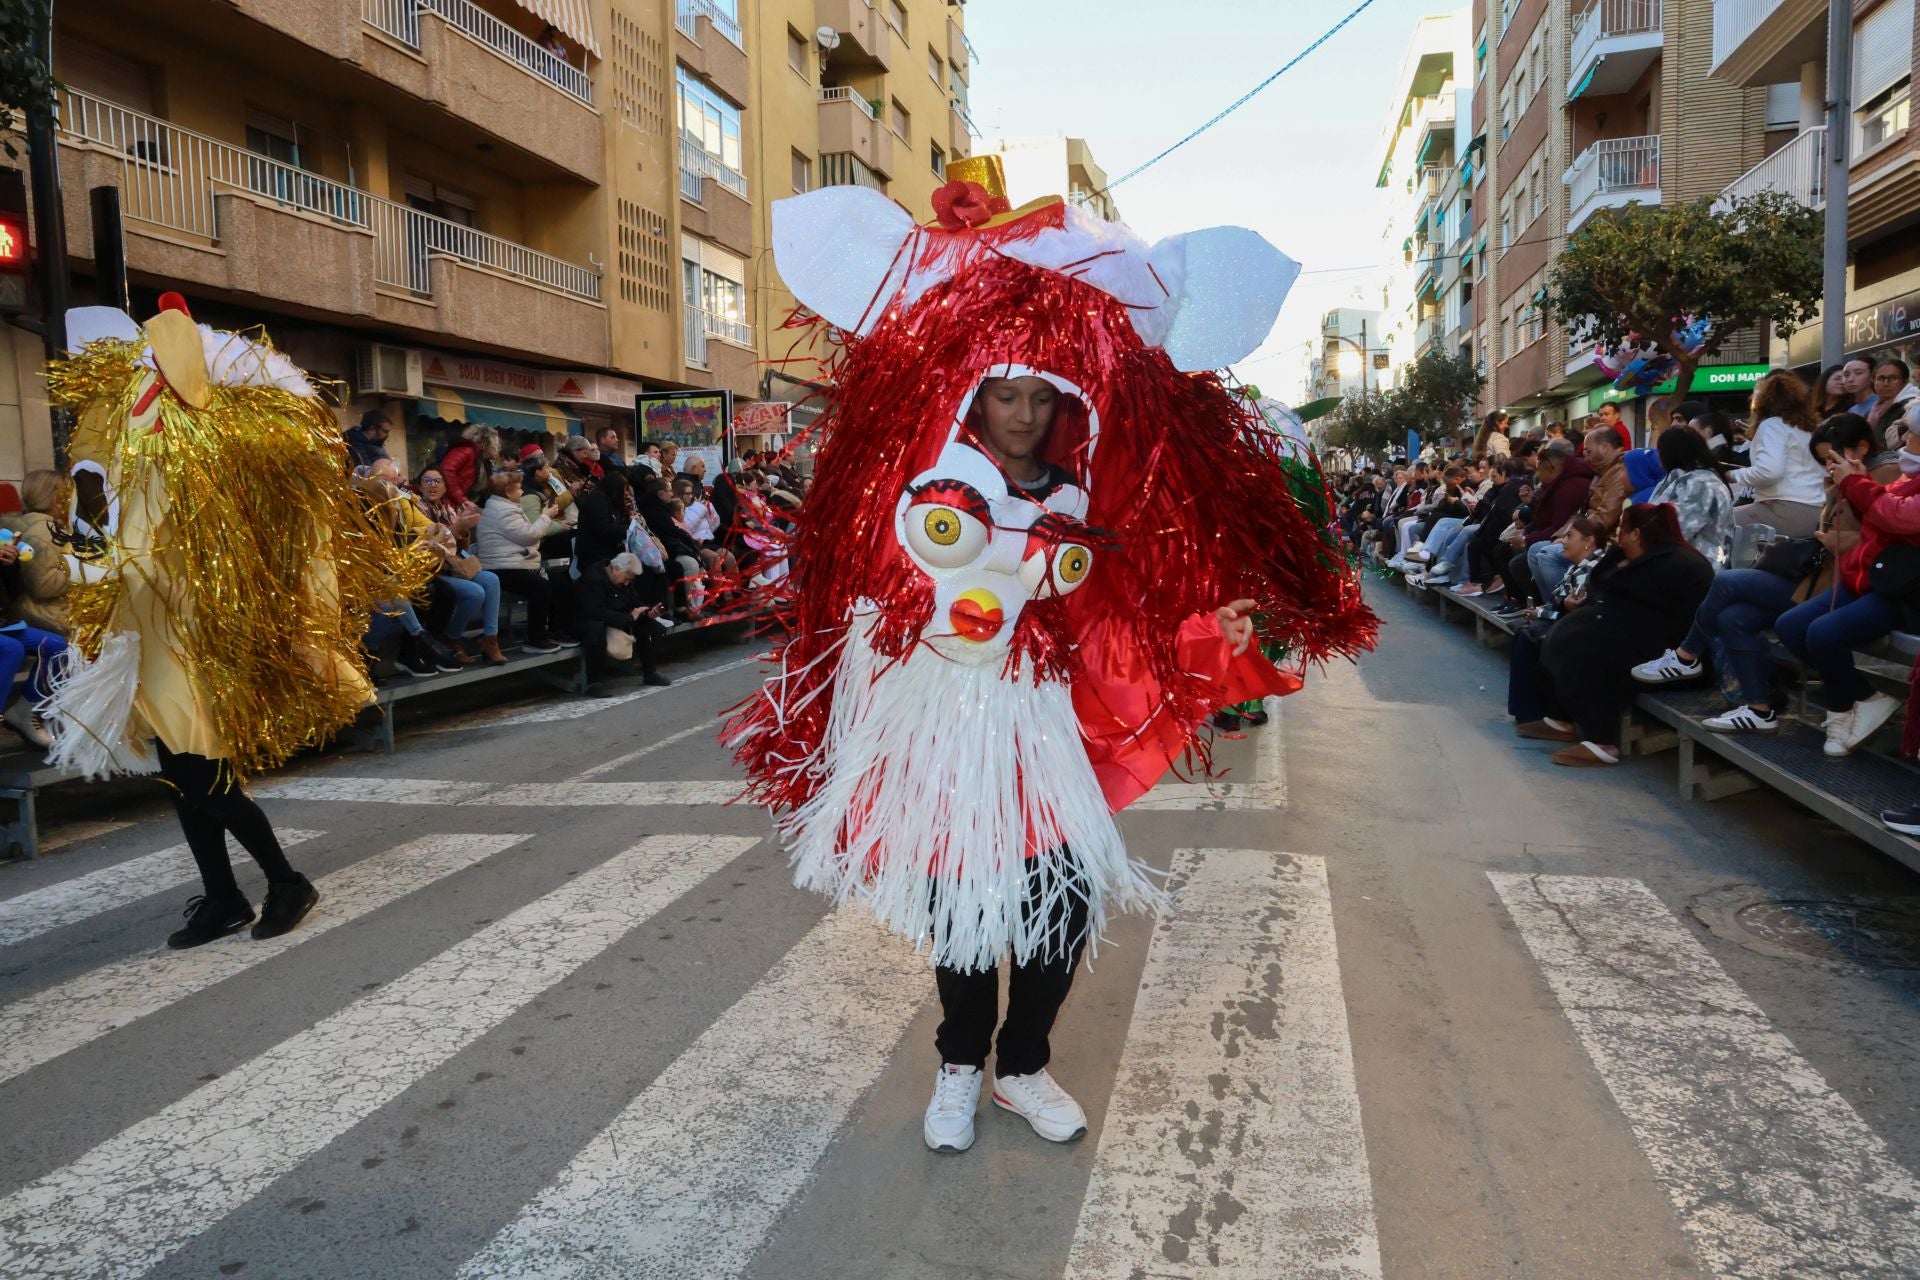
(1306, 306), (1391, 403)
(0, 0), (975, 482)
(974, 136), (1124, 221)
(1374, 11), (1473, 386)
(1713, 0), (1919, 379)
(1470, 0), (1770, 443)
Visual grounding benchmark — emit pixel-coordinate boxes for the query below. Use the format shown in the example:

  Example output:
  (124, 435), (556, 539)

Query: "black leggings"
(933, 860), (1091, 1078)
(490, 567), (552, 645)
(156, 744), (299, 902)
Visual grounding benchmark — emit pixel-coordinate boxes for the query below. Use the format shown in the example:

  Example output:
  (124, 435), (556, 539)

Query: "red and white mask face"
(893, 438), (1094, 661)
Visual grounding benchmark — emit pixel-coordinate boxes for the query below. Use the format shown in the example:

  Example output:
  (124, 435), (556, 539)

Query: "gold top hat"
(944, 154), (1008, 204)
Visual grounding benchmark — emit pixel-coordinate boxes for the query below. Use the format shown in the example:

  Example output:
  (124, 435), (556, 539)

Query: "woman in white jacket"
(475, 471), (568, 654)
(1730, 370), (1825, 537)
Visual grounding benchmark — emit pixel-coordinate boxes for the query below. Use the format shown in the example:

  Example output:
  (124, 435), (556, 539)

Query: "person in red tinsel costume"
(729, 156), (1376, 1152)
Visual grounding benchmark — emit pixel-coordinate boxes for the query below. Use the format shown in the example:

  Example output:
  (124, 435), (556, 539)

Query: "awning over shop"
(420, 386), (583, 437)
(511, 0), (600, 54)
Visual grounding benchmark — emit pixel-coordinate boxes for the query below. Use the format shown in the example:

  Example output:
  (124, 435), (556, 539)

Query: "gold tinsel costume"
(41, 301), (432, 780)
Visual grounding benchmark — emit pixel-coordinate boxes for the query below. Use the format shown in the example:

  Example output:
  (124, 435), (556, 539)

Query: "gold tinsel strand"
(48, 336), (435, 778)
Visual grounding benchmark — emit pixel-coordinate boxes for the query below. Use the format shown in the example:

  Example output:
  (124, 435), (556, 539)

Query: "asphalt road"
(2, 584), (1919, 1279)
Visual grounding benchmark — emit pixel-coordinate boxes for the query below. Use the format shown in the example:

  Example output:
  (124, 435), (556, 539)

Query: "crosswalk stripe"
(461, 909), (927, 1280)
(1490, 873), (1920, 1277)
(420, 654), (761, 733)
(1065, 849), (1382, 1278)
(0, 832), (759, 1280)
(252, 778), (743, 807)
(0, 833), (529, 1086)
(1131, 698), (1287, 812)
(0, 830), (326, 949)
(575, 717), (722, 779)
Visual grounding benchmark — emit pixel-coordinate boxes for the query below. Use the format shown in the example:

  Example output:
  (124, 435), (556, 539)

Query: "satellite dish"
(815, 26), (841, 49)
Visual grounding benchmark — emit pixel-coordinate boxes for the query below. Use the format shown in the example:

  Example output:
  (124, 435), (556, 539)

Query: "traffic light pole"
(23, 2), (72, 465)
(1820, 0), (1850, 370)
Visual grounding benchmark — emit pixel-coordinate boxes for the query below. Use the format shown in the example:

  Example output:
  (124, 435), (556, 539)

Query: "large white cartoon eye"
(903, 481), (991, 568)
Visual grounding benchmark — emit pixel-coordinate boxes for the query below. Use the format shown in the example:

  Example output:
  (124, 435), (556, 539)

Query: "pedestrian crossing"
(2, 824), (1918, 1277)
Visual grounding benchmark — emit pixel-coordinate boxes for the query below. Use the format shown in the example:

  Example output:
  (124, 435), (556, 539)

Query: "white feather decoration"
(41, 631), (158, 779)
(780, 607), (1164, 973)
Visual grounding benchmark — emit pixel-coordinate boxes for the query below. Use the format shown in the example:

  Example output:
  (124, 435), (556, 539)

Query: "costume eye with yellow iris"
(903, 480), (991, 569)
(1053, 543), (1094, 590)
(923, 507), (966, 546)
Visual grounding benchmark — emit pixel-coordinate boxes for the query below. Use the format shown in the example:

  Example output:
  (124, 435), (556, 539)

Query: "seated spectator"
(1531, 503), (1714, 767)
(350, 462), (462, 679)
(1509, 516), (1612, 731)
(345, 410), (392, 468)
(1648, 426), (1733, 562)
(636, 473), (709, 614)
(1730, 370), (1824, 536)
(0, 537), (65, 750)
(574, 552), (672, 695)
(557, 435), (603, 489)
(438, 424), (501, 508)
(1772, 418), (1920, 756)
(1691, 408), (1737, 465)
(1, 469), (75, 634)
(1505, 439), (1592, 606)
(574, 469), (634, 571)
(474, 471), (570, 655)
(413, 466), (503, 666)
(1868, 357), (1917, 449)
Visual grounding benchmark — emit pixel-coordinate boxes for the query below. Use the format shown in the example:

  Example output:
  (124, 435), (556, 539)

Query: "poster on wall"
(636, 389), (732, 480)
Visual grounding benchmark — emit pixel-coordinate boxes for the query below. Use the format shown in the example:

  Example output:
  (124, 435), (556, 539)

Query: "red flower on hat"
(931, 180), (995, 231)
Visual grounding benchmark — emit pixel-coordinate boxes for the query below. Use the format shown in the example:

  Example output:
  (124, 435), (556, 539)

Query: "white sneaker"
(1631, 649), (1703, 684)
(1844, 692), (1900, 752)
(1702, 706), (1778, 734)
(991, 1068), (1088, 1143)
(1428, 559), (1453, 579)
(1823, 707), (1858, 757)
(923, 1063), (982, 1152)
(2, 700), (48, 748)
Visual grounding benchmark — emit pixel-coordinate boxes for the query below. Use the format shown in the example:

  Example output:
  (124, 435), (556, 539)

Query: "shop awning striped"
(419, 387), (583, 437)
(511, 0), (600, 55)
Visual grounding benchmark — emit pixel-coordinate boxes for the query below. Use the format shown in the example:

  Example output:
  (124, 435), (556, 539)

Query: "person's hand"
(1216, 599), (1256, 656)
(1829, 454), (1868, 481)
(629, 607), (647, 621)
(1563, 590), (1587, 610)
(542, 503), (561, 519)
(1815, 527), (1842, 551)
(0, 542), (19, 567)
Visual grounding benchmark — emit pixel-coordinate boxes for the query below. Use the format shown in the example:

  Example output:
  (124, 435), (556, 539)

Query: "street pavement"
(3, 586), (1920, 1279)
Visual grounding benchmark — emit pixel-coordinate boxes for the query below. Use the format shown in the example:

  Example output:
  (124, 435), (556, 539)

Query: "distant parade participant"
(44, 295), (429, 949)
(733, 157), (1374, 1151)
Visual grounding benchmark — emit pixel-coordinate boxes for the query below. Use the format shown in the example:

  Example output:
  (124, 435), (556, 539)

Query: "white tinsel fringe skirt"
(774, 609), (1165, 973)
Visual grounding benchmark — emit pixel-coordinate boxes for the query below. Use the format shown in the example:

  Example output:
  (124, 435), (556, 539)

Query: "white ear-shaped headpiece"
(65, 306), (143, 351)
(771, 187), (917, 334)
(1148, 227), (1300, 372)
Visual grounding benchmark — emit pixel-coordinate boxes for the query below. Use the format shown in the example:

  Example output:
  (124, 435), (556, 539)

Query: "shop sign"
(1587, 363), (1772, 409)
(540, 371), (646, 406)
(420, 350), (541, 396)
(732, 401), (793, 434)
(1844, 287), (1920, 352)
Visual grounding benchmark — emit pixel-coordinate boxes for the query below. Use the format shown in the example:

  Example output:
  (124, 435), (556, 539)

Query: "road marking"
(575, 717), (723, 780)
(1132, 697), (1288, 812)
(0, 830), (326, 949)
(1065, 849), (1381, 1278)
(461, 908), (925, 1279)
(0, 833), (528, 1085)
(418, 654), (761, 733)
(253, 779), (743, 807)
(1490, 873), (1920, 1278)
(0, 833), (759, 1280)
(37, 819), (137, 856)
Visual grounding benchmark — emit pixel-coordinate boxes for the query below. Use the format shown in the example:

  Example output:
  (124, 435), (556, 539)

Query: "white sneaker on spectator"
(1843, 693), (1900, 752)
(1428, 559), (1453, 579)
(1631, 649), (1702, 684)
(1823, 707), (1858, 757)
(992, 1068), (1088, 1142)
(923, 1063), (982, 1152)
(1702, 706), (1778, 734)
(1404, 547), (1433, 564)
(2, 700), (49, 748)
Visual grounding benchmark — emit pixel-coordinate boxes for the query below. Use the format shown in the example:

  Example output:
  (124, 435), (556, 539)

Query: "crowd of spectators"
(1330, 355), (1920, 814)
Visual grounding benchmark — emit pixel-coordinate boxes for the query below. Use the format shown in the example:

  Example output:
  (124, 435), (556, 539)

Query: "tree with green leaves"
(1542, 189), (1821, 400)
(1324, 388), (1404, 459)
(1397, 349), (1486, 446)
(1, 0), (55, 162)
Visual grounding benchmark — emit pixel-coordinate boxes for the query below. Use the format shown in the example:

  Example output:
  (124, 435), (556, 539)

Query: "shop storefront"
(408, 351), (584, 475)
(1787, 279), (1920, 375)
(1582, 363), (1772, 441)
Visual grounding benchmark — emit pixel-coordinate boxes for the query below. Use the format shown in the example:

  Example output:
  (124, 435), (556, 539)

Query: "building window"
(929, 46), (942, 83)
(788, 26), (809, 77)
(887, 0), (907, 35)
(676, 66), (745, 184)
(792, 149), (811, 193)
(931, 142), (945, 176)
(682, 234), (750, 361)
(889, 97), (910, 140)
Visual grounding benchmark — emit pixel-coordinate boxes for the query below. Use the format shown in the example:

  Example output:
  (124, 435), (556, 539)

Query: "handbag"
(1866, 542), (1920, 606)
(443, 550), (481, 580)
(1755, 535), (1823, 584)
(605, 628), (634, 661)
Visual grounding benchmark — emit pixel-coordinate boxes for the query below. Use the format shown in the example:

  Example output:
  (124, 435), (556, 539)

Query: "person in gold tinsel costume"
(42, 295), (431, 948)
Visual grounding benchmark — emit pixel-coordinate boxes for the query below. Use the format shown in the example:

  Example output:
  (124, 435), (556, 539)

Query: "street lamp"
(1324, 334), (1385, 395)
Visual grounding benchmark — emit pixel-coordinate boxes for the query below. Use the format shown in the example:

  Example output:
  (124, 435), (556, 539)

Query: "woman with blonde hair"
(1730, 370), (1825, 536)
(2, 469), (76, 634)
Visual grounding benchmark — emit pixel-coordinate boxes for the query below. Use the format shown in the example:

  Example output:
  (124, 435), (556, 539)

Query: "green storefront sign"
(1585, 364), (1772, 411)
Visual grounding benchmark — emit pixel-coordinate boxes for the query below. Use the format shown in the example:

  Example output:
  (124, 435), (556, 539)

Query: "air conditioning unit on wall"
(355, 344), (423, 398)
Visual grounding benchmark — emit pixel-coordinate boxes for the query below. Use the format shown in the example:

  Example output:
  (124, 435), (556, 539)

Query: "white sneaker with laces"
(1428, 559), (1453, 579)
(992, 1068), (1088, 1143)
(2, 700), (49, 748)
(923, 1063), (982, 1152)
(1631, 649), (1703, 684)
(1844, 692), (1900, 751)
(1823, 707), (1858, 757)
(1702, 706), (1778, 733)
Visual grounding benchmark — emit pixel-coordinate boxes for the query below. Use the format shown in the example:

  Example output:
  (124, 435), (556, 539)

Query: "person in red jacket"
(437, 425), (501, 508)
(1774, 426), (1920, 758)
(1504, 439), (1593, 606)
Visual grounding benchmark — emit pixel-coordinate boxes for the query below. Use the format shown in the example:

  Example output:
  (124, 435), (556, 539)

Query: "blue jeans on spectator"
(1528, 540), (1572, 600)
(440, 569), (501, 638)
(366, 600), (426, 652)
(1679, 568), (1797, 705)
(1429, 520), (1476, 574)
(0, 626), (66, 709)
(1773, 584), (1903, 713)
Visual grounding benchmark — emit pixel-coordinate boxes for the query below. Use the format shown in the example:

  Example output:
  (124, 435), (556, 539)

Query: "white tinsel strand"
(40, 630), (159, 779)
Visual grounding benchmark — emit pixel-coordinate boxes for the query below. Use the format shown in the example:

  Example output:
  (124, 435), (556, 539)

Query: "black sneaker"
(1882, 805), (1920, 837)
(642, 671), (672, 687)
(1243, 708), (1270, 726)
(523, 640), (563, 655)
(397, 636), (439, 678)
(167, 894), (255, 950)
(1211, 710), (1243, 731)
(584, 682), (615, 698)
(426, 638), (464, 673)
(252, 875), (320, 941)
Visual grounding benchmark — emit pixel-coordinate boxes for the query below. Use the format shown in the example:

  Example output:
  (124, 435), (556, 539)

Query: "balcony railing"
(678, 135), (749, 200)
(819, 151), (885, 191)
(360, 0), (593, 104)
(1572, 0), (1663, 80)
(683, 305), (751, 367)
(675, 0), (743, 48)
(819, 85), (877, 120)
(953, 101), (979, 138)
(1716, 126), (1826, 211)
(58, 88), (601, 301)
(1567, 134), (1660, 227)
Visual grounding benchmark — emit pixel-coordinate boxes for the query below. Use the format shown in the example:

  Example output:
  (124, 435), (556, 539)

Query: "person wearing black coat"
(1533, 503), (1715, 766)
(573, 471), (633, 570)
(574, 554), (670, 693)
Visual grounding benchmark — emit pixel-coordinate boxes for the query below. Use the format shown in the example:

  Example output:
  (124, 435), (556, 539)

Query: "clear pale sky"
(967, 0), (1436, 403)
